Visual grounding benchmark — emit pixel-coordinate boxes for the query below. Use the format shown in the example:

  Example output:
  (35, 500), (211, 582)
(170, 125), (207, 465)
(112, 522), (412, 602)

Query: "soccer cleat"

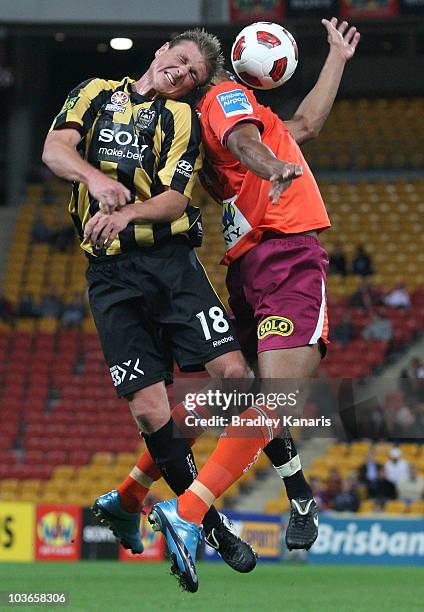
(91, 489), (144, 554)
(285, 497), (319, 551)
(204, 513), (257, 573)
(148, 499), (201, 593)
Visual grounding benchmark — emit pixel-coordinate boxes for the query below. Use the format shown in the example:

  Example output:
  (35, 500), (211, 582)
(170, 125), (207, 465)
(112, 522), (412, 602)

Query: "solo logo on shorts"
(257, 316), (294, 339)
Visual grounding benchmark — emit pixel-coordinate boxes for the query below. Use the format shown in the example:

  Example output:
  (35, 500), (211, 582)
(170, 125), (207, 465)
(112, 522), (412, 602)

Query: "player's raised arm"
(285, 17), (361, 145)
(226, 122), (302, 203)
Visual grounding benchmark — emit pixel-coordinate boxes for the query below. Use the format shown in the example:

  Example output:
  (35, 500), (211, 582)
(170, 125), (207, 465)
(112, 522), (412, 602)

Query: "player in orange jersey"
(187, 17), (360, 549)
(147, 19), (361, 589)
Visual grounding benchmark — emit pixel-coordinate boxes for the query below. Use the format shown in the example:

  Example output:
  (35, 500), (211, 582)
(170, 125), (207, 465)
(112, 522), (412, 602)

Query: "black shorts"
(86, 239), (240, 397)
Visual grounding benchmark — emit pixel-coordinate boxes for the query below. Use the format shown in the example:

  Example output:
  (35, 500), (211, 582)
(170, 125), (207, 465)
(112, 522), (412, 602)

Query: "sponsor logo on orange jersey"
(257, 316), (294, 339)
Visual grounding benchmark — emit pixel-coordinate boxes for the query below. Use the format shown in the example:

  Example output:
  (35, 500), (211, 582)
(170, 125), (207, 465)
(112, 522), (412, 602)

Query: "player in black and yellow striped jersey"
(42, 30), (257, 578)
(49, 75), (203, 257)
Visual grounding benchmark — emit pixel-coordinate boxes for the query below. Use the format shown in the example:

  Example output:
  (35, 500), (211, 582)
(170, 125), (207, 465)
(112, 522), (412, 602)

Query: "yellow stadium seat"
(264, 498), (290, 514)
(91, 452), (115, 466)
(52, 466), (75, 480)
(359, 500), (377, 514)
(408, 501), (424, 515)
(384, 500), (408, 515)
(325, 442), (349, 457)
(0, 479), (20, 492)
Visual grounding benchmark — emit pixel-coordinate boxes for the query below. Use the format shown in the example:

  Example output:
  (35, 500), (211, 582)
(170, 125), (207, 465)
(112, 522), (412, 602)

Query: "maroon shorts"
(226, 233), (329, 359)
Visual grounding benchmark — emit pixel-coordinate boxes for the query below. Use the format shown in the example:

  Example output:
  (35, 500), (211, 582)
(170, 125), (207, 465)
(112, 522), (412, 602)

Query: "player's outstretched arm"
(227, 122), (302, 203)
(285, 17), (361, 145)
(42, 129), (131, 214)
(84, 189), (188, 249)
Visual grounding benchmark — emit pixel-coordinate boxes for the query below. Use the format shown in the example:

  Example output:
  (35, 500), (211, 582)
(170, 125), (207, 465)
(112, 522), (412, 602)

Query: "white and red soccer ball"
(231, 22), (298, 90)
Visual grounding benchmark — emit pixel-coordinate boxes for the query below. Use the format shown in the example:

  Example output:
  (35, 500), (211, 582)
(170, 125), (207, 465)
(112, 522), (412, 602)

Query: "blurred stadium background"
(0, 1), (424, 610)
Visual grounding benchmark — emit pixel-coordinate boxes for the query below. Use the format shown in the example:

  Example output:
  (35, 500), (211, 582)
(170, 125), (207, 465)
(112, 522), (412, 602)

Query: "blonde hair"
(170, 28), (224, 84)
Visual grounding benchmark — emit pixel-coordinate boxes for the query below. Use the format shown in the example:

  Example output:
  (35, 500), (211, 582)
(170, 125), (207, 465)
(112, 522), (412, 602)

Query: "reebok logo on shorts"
(257, 316), (294, 339)
(216, 89), (253, 118)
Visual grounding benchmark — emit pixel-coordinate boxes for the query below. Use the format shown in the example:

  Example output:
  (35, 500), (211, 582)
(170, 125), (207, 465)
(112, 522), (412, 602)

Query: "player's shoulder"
(201, 80), (258, 122)
(164, 98), (194, 114)
(205, 80), (258, 106)
(69, 77), (124, 96)
(164, 98), (200, 124)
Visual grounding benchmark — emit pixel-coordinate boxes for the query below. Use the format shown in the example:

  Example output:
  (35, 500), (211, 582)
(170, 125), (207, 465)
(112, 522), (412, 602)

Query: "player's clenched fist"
(87, 171), (132, 214)
(269, 162), (303, 204)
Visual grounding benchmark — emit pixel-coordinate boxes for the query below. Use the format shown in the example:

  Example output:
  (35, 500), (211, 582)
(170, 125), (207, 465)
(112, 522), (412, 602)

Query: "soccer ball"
(231, 22), (298, 90)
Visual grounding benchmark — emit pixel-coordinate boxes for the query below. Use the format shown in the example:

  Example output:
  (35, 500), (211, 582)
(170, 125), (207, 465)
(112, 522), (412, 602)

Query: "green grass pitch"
(1, 562), (423, 612)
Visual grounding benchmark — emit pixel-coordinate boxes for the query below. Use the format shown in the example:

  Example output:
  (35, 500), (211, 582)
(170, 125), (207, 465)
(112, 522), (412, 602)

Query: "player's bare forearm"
(84, 190), (188, 249)
(43, 129), (131, 212)
(227, 123), (302, 204)
(127, 190), (188, 223)
(286, 18), (360, 145)
(227, 123), (282, 180)
(42, 131), (99, 184)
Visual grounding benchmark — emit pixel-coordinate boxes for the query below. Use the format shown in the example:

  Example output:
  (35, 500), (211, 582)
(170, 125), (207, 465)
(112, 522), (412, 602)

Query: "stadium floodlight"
(110, 38), (133, 51)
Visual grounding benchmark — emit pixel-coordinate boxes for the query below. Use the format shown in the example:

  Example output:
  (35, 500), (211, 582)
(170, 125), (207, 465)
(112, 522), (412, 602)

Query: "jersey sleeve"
(49, 78), (109, 137)
(157, 101), (203, 199)
(206, 84), (264, 148)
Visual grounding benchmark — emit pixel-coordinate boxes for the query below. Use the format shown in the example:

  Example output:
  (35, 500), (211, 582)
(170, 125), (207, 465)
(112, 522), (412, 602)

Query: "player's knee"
(220, 360), (251, 379)
(127, 388), (170, 434)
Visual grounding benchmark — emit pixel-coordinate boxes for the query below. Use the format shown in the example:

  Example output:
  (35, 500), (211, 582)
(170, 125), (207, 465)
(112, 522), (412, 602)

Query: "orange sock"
(117, 399), (211, 512)
(178, 405), (280, 525)
(117, 451), (162, 512)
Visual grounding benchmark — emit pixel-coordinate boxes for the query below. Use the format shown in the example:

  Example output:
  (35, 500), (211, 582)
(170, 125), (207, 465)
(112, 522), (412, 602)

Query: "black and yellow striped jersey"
(50, 76), (203, 257)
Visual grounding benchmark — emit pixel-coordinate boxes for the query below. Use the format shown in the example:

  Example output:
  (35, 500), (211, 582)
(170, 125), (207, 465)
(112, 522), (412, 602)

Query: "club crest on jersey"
(216, 88), (253, 118)
(136, 108), (156, 131)
(61, 96), (79, 113)
(257, 316), (294, 339)
(111, 91), (129, 106)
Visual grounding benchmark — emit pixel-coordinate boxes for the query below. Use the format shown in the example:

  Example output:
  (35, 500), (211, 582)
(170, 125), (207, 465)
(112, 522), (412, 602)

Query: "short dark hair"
(169, 28), (224, 84)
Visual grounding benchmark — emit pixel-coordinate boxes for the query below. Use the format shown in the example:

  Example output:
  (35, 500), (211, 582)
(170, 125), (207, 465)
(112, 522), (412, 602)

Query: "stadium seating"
(2, 108), (424, 510)
(302, 98), (424, 171)
(264, 438), (424, 516)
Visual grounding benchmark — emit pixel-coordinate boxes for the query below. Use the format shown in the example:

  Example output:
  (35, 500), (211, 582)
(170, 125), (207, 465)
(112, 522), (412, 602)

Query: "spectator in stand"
(400, 358), (424, 405)
(393, 403), (416, 439)
(326, 467), (342, 505)
(52, 224), (76, 252)
(385, 447), (409, 485)
(367, 464), (397, 506)
(359, 449), (381, 485)
(362, 312), (392, 342)
(397, 464), (424, 504)
(0, 294), (14, 323)
(349, 280), (380, 310)
(31, 214), (53, 244)
(332, 474), (360, 512)
(18, 293), (39, 318)
(61, 293), (86, 328)
(329, 242), (347, 277)
(332, 312), (355, 345)
(383, 283), (411, 309)
(39, 291), (63, 319)
(352, 245), (373, 277)
(310, 476), (329, 511)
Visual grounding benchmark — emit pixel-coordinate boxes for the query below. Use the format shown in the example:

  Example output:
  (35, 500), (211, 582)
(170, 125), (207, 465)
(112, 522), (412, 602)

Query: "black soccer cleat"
(204, 513), (257, 573)
(285, 498), (319, 551)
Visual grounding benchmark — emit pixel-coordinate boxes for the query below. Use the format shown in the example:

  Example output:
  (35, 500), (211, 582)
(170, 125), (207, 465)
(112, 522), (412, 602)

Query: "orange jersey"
(197, 80), (331, 264)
